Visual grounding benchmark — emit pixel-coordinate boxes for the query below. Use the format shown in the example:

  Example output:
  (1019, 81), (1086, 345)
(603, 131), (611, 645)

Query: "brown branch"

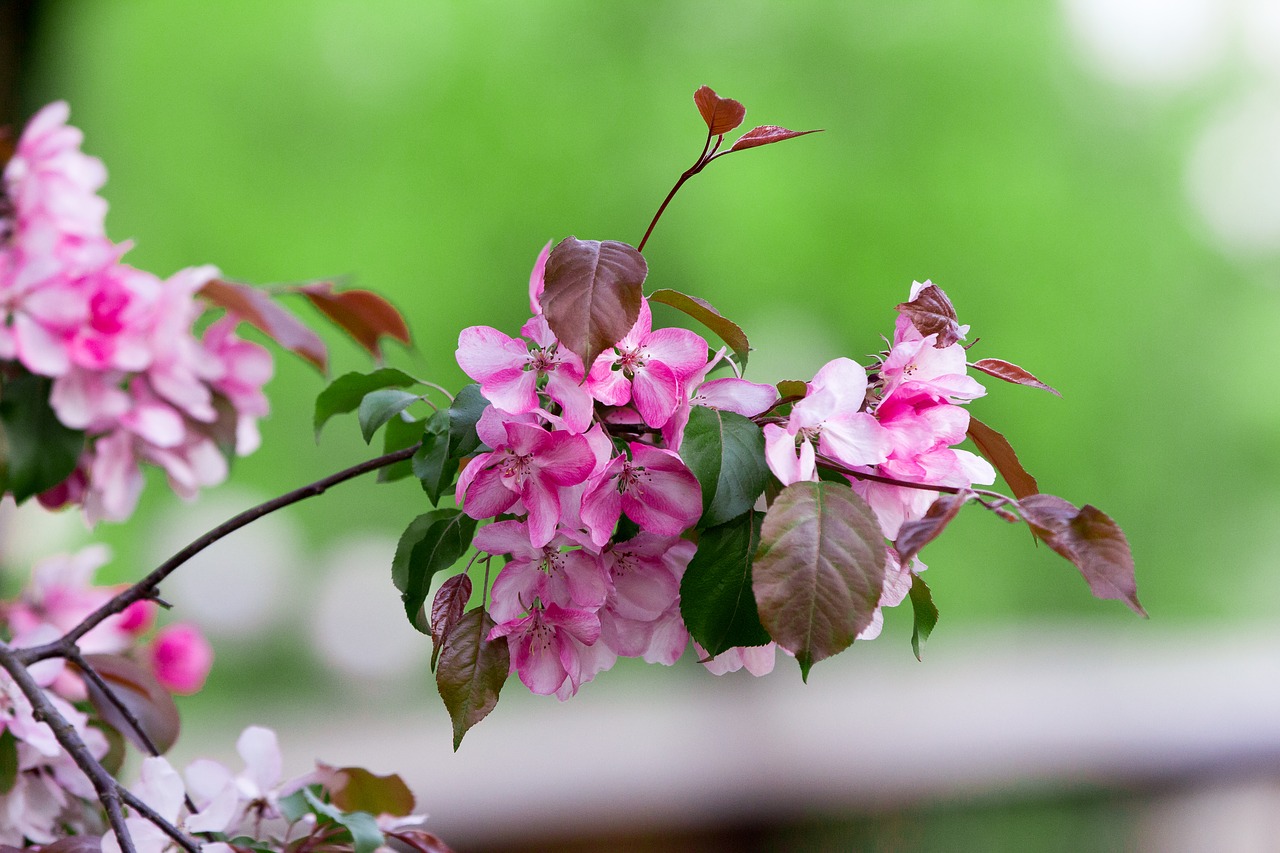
(69, 652), (204, 819)
(17, 444), (419, 666)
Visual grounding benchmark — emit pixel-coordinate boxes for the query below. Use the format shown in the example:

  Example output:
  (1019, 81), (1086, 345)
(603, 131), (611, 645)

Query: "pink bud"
(149, 623), (213, 695)
(117, 599), (157, 635)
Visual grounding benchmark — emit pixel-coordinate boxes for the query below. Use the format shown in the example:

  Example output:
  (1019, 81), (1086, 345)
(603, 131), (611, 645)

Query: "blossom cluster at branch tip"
(451, 243), (996, 696)
(0, 102), (273, 524)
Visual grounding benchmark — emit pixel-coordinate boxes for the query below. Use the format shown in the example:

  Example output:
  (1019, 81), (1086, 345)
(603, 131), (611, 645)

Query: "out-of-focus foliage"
(19, 0), (1279, 626)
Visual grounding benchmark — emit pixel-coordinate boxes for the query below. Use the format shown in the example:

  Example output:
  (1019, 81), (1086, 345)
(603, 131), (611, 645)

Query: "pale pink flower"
(880, 317), (985, 403)
(456, 421), (595, 547)
(698, 642), (777, 676)
(663, 347), (777, 450)
(763, 357), (891, 485)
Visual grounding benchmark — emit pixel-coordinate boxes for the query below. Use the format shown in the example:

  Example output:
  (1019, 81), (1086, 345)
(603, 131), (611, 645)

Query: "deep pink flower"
(579, 442), (702, 547)
(149, 623), (214, 695)
(586, 299), (708, 428)
(477, 520), (611, 619)
(456, 421), (595, 547)
(488, 603), (601, 696)
(851, 385), (995, 537)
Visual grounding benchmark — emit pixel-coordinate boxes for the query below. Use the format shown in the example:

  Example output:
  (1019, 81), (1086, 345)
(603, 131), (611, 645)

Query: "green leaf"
(392, 510), (476, 632)
(377, 413), (425, 483)
(358, 389), (421, 444)
(0, 374), (85, 503)
(908, 573), (939, 661)
(412, 410), (454, 505)
(278, 787), (313, 822)
(436, 607), (509, 751)
(0, 730), (17, 795)
(681, 407), (769, 528)
(303, 787), (385, 853)
(648, 288), (750, 365)
(447, 383), (487, 456)
(313, 368), (418, 440)
(329, 767), (416, 817)
(752, 481), (887, 681)
(680, 511), (771, 657)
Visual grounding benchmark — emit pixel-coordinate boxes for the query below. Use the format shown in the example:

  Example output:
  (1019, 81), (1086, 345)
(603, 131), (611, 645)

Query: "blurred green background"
(8, 1), (1280, 850)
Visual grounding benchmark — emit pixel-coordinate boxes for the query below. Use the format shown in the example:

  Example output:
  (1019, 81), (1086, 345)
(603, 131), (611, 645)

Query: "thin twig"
(17, 444), (420, 666)
(70, 652), (203, 817)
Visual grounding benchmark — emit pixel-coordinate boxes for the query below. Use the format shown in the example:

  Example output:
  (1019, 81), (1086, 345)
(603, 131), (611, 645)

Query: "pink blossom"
(477, 520), (611, 620)
(881, 318), (986, 403)
(596, 535), (692, 665)
(852, 385), (995, 537)
(149, 623), (214, 694)
(489, 603), (601, 696)
(663, 347), (778, 450)
(698, 642), (777, 676)
(203, 316), (272, 455)
(456, 320), (593, 433)
(579, 442), (702, 547)
(586, 299), (708, 428)
(456, 421), (595, 547)
(764, 357), (891, 485)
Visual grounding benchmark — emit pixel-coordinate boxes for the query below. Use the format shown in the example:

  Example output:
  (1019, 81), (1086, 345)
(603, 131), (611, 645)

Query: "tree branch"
(17, 444), (419, 666)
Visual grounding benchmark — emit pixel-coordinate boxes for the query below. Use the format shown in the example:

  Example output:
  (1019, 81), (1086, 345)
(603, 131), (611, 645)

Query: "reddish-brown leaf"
(37, 840), (103, 853)
(895, 491), (971, 564)
(972, 358), (1060, 396)
(729, 125), (822, 152)
(541, 237), (646, 369)
(966, 416), (1039, 499)
(0, 128), (14, 171)
(80, 654), (180, 754)
(649, 288), (750, 364)
(752, 482), (886, 680)
(1019, 495), (1144, 616)
(199, 279), (328, 372)
(328, 766), (416, 817)
(436, 607), (509, 751)
(430, 573), (473, 671)
(295, 282), (411, 360)
(895, 283), (964, 348)
(693, 85), (746, 135)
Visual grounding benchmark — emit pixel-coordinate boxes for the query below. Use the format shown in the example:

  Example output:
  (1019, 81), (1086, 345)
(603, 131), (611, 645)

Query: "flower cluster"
(0, 102), (272, 524)
(451, 252), (994, 697)
(0, 547), (213, 844)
